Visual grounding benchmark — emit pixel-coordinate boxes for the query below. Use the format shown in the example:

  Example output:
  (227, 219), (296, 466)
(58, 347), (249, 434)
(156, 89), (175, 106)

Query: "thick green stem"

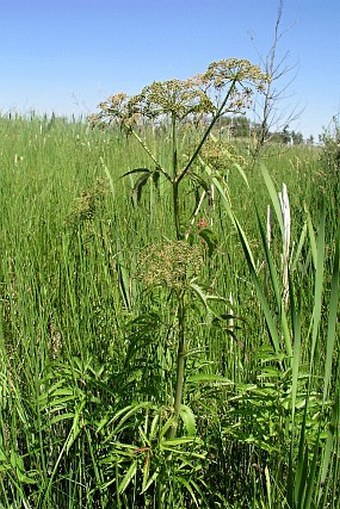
(172, 113), (178, 179)
(171, 114), (181, 239)
(170, 293), (186, 439)
(173, 181), (181, 240)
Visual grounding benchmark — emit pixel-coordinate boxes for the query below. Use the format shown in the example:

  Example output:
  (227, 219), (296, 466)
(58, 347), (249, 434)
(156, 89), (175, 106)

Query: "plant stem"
(173, 180), (181, 240)
(169, 292), (186, 439)
(171, 81), (237, 240)
(172, 113), (178, 179)
(171, 112), (182, 239)
(169, 84), (239, 431)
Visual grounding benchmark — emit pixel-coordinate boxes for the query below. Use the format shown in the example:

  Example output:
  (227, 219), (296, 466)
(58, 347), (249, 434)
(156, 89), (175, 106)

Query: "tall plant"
(90, 59), (269, 438)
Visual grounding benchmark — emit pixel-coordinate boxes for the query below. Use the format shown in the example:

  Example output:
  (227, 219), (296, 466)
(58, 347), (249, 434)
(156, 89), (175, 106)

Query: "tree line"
(217, 115), (314, 145)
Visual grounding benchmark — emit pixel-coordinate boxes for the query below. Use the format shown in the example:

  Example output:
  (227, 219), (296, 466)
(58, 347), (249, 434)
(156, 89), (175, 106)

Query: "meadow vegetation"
(0, 61), (339, 508)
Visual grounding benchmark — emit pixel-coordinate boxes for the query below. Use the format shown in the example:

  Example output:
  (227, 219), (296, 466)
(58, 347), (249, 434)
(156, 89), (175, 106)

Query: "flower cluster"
(89, 58), (270, 129)
(203, 58), (270, 91)
(136, 240), (203, 290)
(201, 139), (247, 171)
(67, 177), (109, 226)
(129, 78), (214, 121)
(88, 93), (141, 130)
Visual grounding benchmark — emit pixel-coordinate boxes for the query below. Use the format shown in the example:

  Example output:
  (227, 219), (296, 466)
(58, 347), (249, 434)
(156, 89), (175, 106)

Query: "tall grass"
(0, 115), (338, 508)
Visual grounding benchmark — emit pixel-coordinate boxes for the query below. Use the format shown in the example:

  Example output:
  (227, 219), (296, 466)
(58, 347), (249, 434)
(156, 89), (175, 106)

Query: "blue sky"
(0, 0), (339, 138)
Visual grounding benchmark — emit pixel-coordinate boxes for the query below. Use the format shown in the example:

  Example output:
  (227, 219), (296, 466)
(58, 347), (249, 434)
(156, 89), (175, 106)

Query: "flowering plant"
(90, 58), (269, 438)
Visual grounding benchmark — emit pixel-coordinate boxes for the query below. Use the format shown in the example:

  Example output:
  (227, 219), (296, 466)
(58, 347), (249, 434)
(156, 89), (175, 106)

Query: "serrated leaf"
(98, 402), (152, 435)
(117, 461), (137, 494)
(149, 413), (160, 442)
(179, 405), (196, 435)
(141, 453), (151, 493)
(141, 467), (159, 494)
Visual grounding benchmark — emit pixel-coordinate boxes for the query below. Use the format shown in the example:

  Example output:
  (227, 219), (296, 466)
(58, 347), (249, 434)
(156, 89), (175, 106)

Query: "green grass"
(0, 115), (338, 508)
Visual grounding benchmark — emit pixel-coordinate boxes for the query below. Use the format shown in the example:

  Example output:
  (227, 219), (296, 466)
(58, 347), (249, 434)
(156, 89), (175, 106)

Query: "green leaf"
(260, 164), (284, 237)
(189, 282), (225, 312)
(98, 402), (152, 436)
(120, 167), (152, 179)
(179, 405), (196, 435)
(152, 169), (160, 187)
(233, 216), (282, 357)
(161, 437), (195, 447)
(66, 398), (86, 453)
(322, 227), (339, 403)
(117, 461), (137, 494)
(132, 172), (152, 204)
(233, 162), (249, 188)
(142, 466), (159, 494)
(187, 374), (233, 385)
(291, 220), (308, 272)
(264, 466), (272, 509)
(198, 228), (218, 256)
(149, 413), (160, 442)
(179, 477), (201, 508)
(50, 412), (76, 425)
(189, 172), (211, 194)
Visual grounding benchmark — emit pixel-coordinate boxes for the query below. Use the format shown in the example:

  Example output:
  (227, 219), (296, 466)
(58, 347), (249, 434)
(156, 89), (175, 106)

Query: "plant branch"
(176, 78), (238, 185)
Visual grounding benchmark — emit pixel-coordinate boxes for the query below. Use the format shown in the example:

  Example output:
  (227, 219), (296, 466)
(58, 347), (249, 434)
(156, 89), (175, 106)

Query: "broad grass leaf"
(50, 412), (75, 425)
(178, 477), (201, 508)
(233, 162), (249, 188)
(322, 227), (339, 403)
(260, 164), (284, 237)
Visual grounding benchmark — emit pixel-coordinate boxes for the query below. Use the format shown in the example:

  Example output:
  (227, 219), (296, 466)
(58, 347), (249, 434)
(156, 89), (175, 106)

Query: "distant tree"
(270, 127), (291, 144)
(216, 115), (251, 137)
(230, 116), (251, 137)
(291, 130), (304, 145)
(307, 134), (314, 145)
(250, 0), (302, 161)
(321, 115), (340, 172)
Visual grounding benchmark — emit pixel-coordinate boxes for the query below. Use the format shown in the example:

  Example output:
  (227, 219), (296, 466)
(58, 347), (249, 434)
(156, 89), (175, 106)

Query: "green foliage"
(320, 117), (340, 174)
(0, 113), (338, 508)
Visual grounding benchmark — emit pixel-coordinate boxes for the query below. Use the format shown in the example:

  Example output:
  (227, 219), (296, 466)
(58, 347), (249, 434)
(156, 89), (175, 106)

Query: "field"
(0, 114), (339, 508)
